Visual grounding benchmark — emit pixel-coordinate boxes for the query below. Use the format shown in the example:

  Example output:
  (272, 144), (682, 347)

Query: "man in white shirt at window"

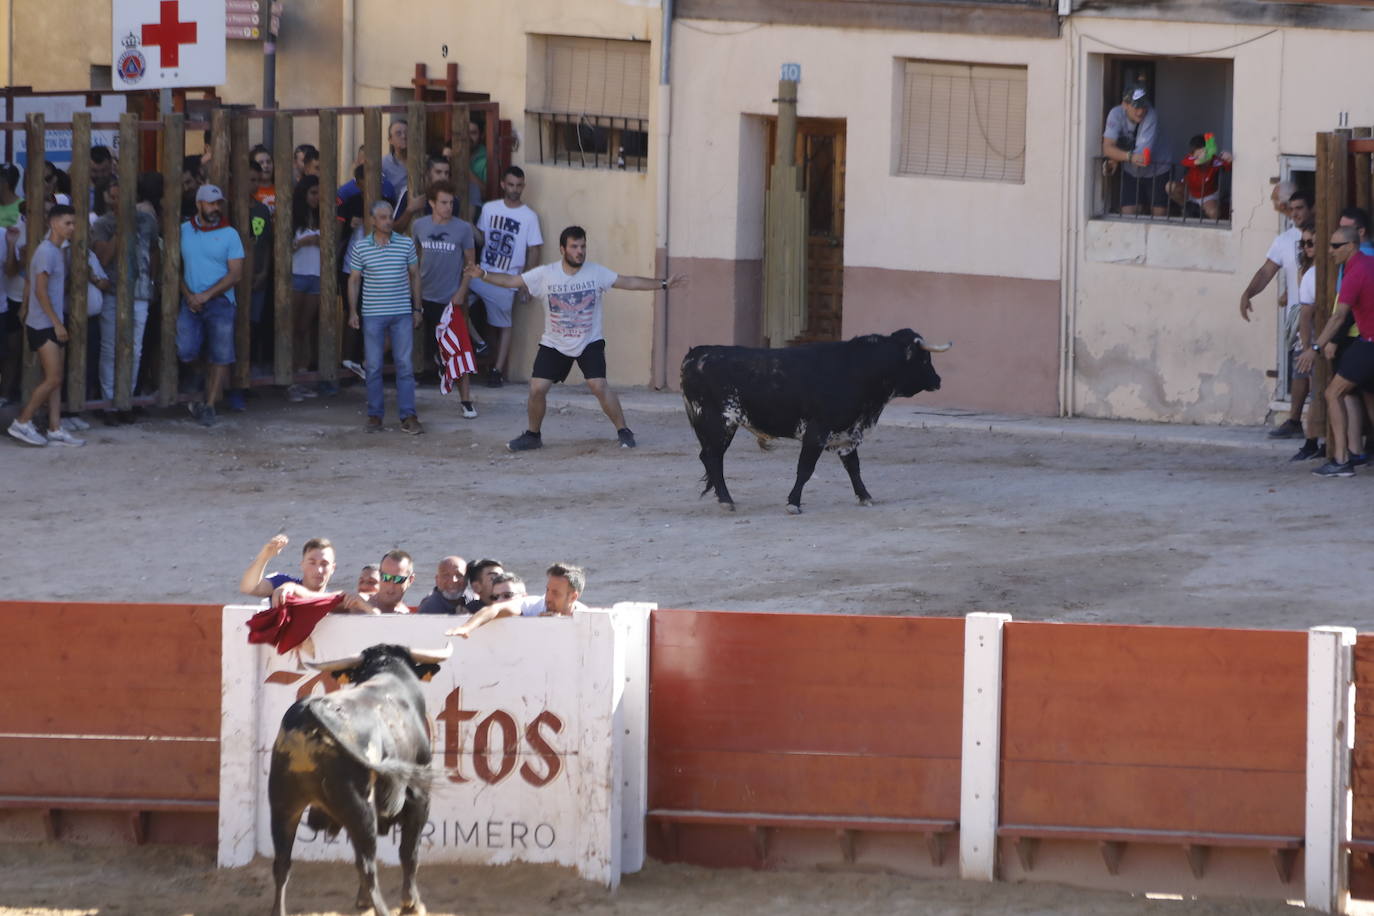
(1239, 187), (1312, 438)
(446, 563), (589, 638)
(466, 224), (685, 451)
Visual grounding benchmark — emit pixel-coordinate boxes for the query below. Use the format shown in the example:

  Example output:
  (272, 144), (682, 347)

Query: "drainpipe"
(341, 0), (356, 174)
(651, 0), (673, 389)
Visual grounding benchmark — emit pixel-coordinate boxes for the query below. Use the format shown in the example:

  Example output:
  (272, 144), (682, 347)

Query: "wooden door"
(766, 118), (845, 344)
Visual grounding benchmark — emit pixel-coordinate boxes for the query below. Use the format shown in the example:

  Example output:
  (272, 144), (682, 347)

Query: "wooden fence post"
(1315, 132), (1347, 456)
(318, 110), (339, 384)
(405, 101), (425, 371)
(66, 112), (91, 412)
(1354, 127), (1371, 225)
(113, 112), (139, 410)
(229, 110), (253, 391)
(20, 113), (45, 401)
(452, 102), (471, 222)
(273, 111), (293, 385)
(159, 112), (184, 407)
(364, 107), (382, 214)
(209, 108), (230, 193)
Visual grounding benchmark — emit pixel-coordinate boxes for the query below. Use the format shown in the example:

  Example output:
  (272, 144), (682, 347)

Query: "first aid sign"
(113, 0), (226, 90)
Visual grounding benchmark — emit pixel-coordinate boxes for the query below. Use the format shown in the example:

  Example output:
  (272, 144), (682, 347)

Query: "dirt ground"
(5, 380), (1374, 915)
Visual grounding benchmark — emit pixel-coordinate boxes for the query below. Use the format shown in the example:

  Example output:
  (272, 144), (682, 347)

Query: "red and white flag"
(437, 303), (476, 394)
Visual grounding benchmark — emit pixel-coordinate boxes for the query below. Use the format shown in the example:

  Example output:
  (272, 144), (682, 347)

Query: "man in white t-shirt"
(1240, 187), (1312, 438)
(469, 166), (543, 388)
(445, 562), (590, 638)
(465, 225), (685, 451)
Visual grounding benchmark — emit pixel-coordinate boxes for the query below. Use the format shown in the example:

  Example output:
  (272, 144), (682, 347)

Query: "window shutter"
(542, 36), (650, 120)
(900, 60), (1027, 183)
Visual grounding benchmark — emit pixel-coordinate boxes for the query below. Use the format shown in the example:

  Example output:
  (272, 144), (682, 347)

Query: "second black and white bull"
(681, 330), (950, 513)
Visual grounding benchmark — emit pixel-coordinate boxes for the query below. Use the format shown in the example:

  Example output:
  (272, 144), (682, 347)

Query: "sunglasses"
(1302, 240), (1316, 249)
(491, 592), (515, 601)
(379, 572), (409, 584)
(1332, 242), (1352, 250)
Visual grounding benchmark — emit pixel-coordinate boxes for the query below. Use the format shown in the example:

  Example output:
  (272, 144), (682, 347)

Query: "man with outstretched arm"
(464, 226), (685, 451)
(445, 562), (588, 638)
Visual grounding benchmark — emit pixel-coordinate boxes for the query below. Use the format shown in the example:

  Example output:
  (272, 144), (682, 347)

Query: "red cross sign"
(142, 0), (197, 69)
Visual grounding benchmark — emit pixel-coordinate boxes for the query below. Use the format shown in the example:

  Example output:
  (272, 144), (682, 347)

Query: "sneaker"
(187, 401), (205, 422)
(486, 368), (504, 388)
(317, 381), (339, 397)
(342, 360), (366, 380)
(47, 427), (85, 447)
(1290, 442), (1323, 462)
(286, 384), (307, 403)
(199, 405), (218, 428)
(617, 427), (637, 449)
(300, 385), (319, 398)
(461, 401), (478, 419)
(1352, 453), (1370, 467)
(508, 430), (543, 451)
(365, 416), (383, 432)
(226, 391), (247, 412)
(7, 419), (47, 446)
(401, 416), (425, 436)
(1313, 459), (1356, 478)
(1268, 419), (1304, 439)
(474, 338), (489, 355)
(62, 415), (90, 431)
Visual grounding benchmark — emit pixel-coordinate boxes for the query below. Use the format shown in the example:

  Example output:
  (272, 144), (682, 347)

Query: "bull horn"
(305, 653), (364, 673)
(919, 339), (953, 353)
(408, 643), (453, 665)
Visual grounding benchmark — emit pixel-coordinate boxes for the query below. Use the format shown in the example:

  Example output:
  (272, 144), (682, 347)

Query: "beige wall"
(1063, 19), (1374, 423)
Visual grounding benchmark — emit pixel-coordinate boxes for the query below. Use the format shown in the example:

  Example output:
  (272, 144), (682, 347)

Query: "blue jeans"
(362, 312), (415, 420)
(176, 295), (236, 365)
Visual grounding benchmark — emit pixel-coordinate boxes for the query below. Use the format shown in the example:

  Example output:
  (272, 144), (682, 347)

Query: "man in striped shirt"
(348, 200), (423, 434)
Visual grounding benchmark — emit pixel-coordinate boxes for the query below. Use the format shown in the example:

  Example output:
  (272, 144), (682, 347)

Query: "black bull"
(681, 330), (950, 513)
(268, 643), (451, 916)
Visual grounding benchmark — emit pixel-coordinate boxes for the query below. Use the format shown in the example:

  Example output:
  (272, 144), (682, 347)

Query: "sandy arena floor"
(4, 380), (1373, 915)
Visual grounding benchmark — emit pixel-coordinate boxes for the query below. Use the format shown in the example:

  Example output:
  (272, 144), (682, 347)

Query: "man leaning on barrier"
(446, 562), (588, 637)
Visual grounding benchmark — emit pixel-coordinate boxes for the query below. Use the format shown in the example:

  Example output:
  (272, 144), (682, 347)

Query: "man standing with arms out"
(349, 200), (424, 434)
(468, 225), (684, 451)
(1308, 226), (1374, 478)
(178, 185), (244, 428)
(469, 166), (542, 388)
(1102, 88), (1170, 218)
(1240, 187), (1312, 438)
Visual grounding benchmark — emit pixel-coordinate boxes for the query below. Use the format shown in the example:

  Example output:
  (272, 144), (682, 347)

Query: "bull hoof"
(858, 498), (874, 507)
(718, 501), (736, 512)
(401, 902), (427, 916)
(786, 504), (802, 515)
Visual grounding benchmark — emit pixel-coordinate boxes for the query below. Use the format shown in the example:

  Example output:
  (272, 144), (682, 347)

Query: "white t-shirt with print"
(477, 201), (543, 275)
(517, 595), (589, 617)
(1295, 265), (1317, 353)
(522, 261), (619, 357)
(1268, 226), (1302, 311)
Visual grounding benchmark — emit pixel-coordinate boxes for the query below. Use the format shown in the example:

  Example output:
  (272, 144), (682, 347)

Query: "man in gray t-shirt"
(412, 180), (477, 401)
(25, 236), (66, 331)
(1103, 88), (1170, 217)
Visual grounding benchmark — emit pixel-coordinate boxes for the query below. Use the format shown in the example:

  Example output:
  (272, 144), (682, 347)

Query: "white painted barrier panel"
(218, 604), (650, 886)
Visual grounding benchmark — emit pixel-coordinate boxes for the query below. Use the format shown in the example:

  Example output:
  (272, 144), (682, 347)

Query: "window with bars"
(527, 36), (650, 171)
(897, 60), (1027, 183)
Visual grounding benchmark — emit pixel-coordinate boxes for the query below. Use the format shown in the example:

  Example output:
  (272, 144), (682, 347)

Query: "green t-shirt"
(0, 199), (21, 228)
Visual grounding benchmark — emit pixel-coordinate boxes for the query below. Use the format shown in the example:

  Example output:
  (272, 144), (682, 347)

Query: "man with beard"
(417, 555), (469, 615)
(177, 184), (244, 427)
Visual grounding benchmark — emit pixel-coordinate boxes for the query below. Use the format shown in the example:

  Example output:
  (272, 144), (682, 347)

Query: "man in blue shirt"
(178, 185), (244, 427)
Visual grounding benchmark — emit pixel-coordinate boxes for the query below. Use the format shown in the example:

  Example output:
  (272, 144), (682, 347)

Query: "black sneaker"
(1352, 453), (1370, 467)
(508, 430), (542, 451)
(486, 368), (504, 388)
(187, 401), (204, 422)
(617, 427), (637, 448)
(1291, 441), (1323, 461)
(1268, 419), (1304, 439)
(1313, 459), (1356, 478)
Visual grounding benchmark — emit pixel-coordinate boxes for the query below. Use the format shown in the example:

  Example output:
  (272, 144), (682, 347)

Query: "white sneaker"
(461, 402), (478, 419)
(8, 419), (48, 446)
(286, 384), (307, 403)
(61, 415), (91, 431)
(47, 428), (85, 447)
(342, 360), (366, 380)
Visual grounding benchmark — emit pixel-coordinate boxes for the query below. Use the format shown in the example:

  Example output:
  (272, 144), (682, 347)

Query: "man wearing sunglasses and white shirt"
(447, 563), (587, 637)
(366, 549), (416, 613)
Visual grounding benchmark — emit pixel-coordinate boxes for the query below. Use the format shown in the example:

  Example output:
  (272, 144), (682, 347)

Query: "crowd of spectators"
(237, 534), (587, 637)
(3, 114), (497, 447)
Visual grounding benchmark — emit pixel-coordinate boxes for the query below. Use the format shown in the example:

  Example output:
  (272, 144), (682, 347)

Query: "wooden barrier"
(998, 622), (1306, 883)
(0, 601), (222, 845)
(1349, 634), (1374, 898)
(647, 610), (964, 869)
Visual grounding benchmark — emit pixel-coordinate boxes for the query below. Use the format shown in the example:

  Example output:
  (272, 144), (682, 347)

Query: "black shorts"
(1336, 338), (1374, 387)
(2, 301), (19, 334)
(25, 326), (64, 351)
(532, 339), (607, 383)
(1120, 170), (1169, 210)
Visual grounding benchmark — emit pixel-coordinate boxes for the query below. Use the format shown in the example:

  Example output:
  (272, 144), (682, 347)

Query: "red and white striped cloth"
(437, 302), (476, 394)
